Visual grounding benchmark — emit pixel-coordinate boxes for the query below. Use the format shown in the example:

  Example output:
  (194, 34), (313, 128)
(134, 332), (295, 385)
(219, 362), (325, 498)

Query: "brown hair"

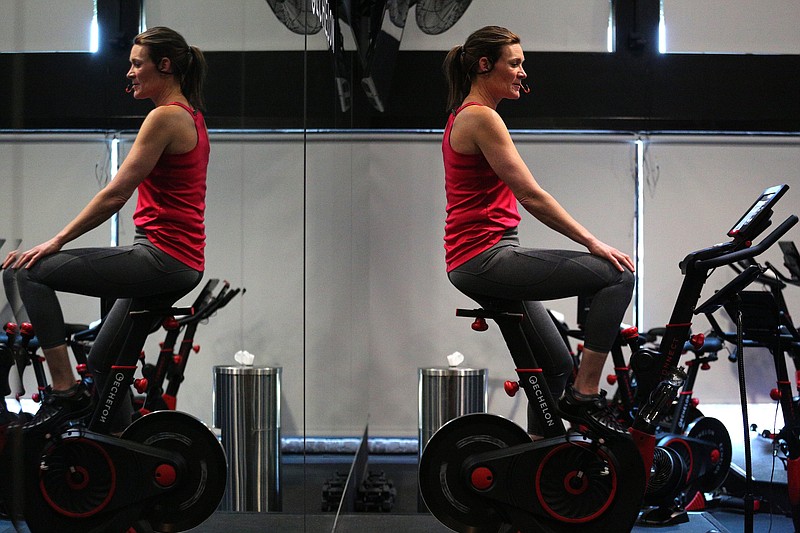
(442, 26), (521, 112)
(134, 26), (208, 113)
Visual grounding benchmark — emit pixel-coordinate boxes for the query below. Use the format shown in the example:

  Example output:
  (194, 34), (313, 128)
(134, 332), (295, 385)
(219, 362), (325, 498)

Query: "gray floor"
(186, 511), (734, 533)
(3, 511), (792, 533)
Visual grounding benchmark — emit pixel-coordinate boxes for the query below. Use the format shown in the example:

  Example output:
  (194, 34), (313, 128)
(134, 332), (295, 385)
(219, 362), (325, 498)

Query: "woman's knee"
(619, 267), (635, 291)
(3, 264), (27, 286)
(608, 267), (635, 301)
(7, 264), (35, 289)
(2, 266), (16, 291)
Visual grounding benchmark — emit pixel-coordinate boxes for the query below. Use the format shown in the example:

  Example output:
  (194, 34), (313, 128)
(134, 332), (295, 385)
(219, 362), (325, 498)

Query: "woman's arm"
(459, 106), (634, 272)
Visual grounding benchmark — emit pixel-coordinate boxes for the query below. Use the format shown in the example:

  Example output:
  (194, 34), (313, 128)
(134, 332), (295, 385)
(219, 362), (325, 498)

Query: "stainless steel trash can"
(213, 365), (281, 512)
(418, 367), (487, 458)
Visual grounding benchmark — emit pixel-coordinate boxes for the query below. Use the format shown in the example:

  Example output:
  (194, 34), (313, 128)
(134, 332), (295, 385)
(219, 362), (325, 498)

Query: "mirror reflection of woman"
(3, 26), (209, 434)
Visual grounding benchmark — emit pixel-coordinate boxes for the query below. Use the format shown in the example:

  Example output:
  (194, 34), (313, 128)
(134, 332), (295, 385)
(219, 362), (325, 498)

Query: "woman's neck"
(463, 86), (498, 110)
(152, 85), (188, 108)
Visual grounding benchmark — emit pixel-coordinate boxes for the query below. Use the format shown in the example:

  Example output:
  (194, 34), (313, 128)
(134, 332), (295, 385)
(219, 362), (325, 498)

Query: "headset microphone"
(521, 83), (531, 94)
(125, 83), (134, 93)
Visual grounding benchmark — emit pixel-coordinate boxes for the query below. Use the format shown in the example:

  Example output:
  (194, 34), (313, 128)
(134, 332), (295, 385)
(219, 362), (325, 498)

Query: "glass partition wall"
(4, 1), (800, 532)
(0, 1), (624, 531)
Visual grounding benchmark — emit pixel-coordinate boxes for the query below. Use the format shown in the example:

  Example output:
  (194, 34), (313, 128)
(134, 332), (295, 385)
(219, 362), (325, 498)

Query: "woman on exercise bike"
(442, 26), (634, 438)
(2, 26), (209, 434)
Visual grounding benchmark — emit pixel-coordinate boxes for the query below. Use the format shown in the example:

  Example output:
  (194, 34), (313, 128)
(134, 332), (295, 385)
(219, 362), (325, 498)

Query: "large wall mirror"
(2, 1), (800, 532)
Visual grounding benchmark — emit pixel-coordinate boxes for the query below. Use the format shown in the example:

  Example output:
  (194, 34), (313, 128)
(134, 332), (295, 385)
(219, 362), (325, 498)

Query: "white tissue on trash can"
(234, 350), (255, 366)
(447, 351), (464, 367)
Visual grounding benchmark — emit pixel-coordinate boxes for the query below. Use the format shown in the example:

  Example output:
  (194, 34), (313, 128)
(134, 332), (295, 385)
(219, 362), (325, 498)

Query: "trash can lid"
(213, 365), (281, 376)
(418, 367), (486, 377)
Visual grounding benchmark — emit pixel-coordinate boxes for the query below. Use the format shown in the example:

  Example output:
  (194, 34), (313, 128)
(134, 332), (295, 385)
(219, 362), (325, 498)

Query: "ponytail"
(443, 45), (466, 113)
(183, 45), (208, 113)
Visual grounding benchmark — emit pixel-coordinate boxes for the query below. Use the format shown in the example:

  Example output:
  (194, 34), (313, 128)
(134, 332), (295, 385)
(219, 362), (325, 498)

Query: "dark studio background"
(0, 0), (798, 133)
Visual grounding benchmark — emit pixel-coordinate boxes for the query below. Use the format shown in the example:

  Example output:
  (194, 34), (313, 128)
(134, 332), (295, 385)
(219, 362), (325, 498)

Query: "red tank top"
(443, 102), (520, 271)
(133, 102), (208, 271)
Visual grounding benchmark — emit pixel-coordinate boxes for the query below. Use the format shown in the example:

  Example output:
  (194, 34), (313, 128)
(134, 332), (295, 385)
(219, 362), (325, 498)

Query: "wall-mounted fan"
(415, 0), (471, 35)
(387, 0), (412, 28)
(263, 0), (474, 112)
(265, 0), (322, 34)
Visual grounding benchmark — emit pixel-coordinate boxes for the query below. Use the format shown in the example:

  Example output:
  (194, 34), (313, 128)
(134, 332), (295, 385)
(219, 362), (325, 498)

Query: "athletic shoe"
(558, 385), (630, 438)
(24, 382), (93, 434)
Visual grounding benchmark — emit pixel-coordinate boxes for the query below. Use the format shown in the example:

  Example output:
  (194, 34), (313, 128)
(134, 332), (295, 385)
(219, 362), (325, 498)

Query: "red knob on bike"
(31, 393), (40, 403)
(193, 344), (200, 353)
(607, 374), (618, 385)
(770, 388), (782, 401)
(503, 380), (519, 397)
(173, 355), (183, 366)
(691, 397), (700, 407)
(19, 322), (34, 337)
(701, 362), (711, 370)
(163, 317), (179, 330)
(621, 326), (639, 340)
(4, 322), (18, 335)
(76, 363), (88, 374)
(470, 466), (494, 490)
(134, 378), (148, 394)
(709, 448), (721, 465)
(154, 464), (178, 488)
(471, 318), (488, 332)
(689, 333), (705, 350)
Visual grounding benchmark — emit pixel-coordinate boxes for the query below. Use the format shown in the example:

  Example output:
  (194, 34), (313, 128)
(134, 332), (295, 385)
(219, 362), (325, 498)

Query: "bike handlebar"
(695, 215), (799, 270)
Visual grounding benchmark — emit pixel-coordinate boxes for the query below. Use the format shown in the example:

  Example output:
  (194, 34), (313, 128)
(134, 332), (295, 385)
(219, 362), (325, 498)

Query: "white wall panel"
(664, 0), (800, 54)
(641, 136), (800, 403)
(3, 132), (799, 436)
(0, 0), (94, 52)
(0, 134), (118, 395)
(144, 0), (612, 52)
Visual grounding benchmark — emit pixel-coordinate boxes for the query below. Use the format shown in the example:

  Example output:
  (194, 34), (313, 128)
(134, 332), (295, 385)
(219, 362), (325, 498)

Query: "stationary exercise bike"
(419, 184), (797, 532)
(546, 300), (731, 524)
(0, 304), (227, 533)
(133, 278), (243, 418)
(703, 246), (800, 531)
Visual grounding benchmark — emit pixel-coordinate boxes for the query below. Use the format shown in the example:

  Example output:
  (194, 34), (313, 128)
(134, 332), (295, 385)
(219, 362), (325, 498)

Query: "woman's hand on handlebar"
(587, 239), (636, 273)
(2, 238), (63, 270)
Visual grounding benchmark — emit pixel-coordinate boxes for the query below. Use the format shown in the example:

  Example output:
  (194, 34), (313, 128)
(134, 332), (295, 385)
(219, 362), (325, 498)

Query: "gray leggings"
(3, 234), (201, 427)
(447, 228), (634, 434)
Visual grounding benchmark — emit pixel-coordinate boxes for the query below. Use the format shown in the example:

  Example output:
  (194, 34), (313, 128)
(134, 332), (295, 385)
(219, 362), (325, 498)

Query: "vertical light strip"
(607, 0), (616, 53)
(658, 0), (667, 53)
(634, 139), (645, 329)
(140, 0), (147, 32)
(89, 1), (99, 53)
(109, 137), (120, 246)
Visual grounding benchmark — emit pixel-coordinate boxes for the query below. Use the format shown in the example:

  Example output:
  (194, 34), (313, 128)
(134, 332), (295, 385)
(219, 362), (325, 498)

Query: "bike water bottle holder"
(637, 366), (687, 429)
